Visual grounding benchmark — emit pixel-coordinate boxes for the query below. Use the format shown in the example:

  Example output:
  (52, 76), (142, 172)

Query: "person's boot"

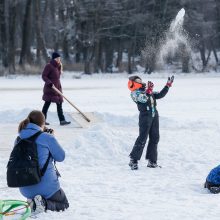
(129, 158), (138, 170)
(28, 195), (46, 215)
(209, 186), (220, 194)
(147, 160), (161, 168)
(60, 120), (71, 126)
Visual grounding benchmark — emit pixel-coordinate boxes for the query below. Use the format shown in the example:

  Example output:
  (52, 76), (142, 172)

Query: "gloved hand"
(48, 82), (53, 88)
(44, 126), (54, 135)
(146, 81), (154, 94)
(166, 76), (174, 87)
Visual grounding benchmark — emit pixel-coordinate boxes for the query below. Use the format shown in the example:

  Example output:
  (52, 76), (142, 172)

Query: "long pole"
(52, 86), (91, 122)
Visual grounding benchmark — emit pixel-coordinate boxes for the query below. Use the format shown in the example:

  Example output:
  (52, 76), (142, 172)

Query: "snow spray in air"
(157, 8), (191, 68)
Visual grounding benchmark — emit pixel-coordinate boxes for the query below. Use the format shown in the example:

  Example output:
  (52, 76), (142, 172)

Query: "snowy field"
(0, 72), (220, 220)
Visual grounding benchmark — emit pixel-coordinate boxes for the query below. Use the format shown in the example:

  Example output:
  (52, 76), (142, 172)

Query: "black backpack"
(7, 131), (51, 187)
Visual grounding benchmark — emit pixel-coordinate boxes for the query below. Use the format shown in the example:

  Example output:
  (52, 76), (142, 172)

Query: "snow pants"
(46, 188), (69, 212)
(130, 112), (159, 162)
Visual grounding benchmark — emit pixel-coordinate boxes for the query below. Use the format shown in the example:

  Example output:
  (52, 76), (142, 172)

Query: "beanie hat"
(52, 52), (61, 60)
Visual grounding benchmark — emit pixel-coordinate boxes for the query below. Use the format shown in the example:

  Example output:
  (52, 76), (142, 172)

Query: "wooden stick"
(52, 86), (91, 122)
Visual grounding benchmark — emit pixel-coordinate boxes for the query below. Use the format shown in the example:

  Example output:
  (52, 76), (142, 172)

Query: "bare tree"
(19, 0), (33, 66)
(8, 0), (18, 74)
(34, 0), (48, 63)
(0, 0), (220, 74)
(0, 0), (8, 69)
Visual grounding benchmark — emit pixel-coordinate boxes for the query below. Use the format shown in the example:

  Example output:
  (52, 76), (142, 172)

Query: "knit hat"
(52, 52), (61, 59)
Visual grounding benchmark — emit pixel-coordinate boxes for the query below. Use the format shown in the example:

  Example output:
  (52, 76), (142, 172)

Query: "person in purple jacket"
(42, 52), (70, 126)
(18, 110), (69, 213)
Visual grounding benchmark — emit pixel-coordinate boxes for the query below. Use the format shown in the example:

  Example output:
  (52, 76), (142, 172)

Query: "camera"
(44, 127), (54, 134)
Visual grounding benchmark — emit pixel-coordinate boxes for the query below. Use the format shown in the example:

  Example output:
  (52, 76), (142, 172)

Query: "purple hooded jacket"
(42, 60), (63, 103)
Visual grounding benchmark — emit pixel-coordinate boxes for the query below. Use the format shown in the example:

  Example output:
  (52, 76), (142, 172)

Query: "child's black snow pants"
(45, 188), (69, 212)
(130, 111), (159, 162)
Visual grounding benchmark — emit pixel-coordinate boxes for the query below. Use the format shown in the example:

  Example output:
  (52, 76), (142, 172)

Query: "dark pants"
(42, 101), (65, 122)
(45, 188), (69, 212)
(130, 112), (160, 162)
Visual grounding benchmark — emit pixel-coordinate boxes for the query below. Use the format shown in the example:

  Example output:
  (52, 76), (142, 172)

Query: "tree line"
(0, 0), (220, 75)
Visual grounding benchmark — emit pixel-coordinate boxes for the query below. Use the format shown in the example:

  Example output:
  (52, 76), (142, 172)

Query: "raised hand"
(166, 75), (174, 87)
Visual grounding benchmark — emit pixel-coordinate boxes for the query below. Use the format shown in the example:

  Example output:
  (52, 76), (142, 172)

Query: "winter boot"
(60, 120), (71, 126)
(28, 195), (46, 215)
(147, 160), (161, 168)
(129, 158), (138, 170)
(209, 186), (220, 194)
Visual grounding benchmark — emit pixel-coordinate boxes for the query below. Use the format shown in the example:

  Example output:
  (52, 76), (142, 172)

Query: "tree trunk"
(215, 0), (220, 46)
(203, 50), (211, 71)
(8, 0), (17, 74)
(211, 41), (219, 64)
(93, 2), (101, 73)
(199, 39), (206, 69)
(49, 0), (59, 51)
(116, 39), (123, 72)
(83, 46), (92, 74)
(105, 39), (114, 73)
(181, 44), (190, 73)
(182, 53), (190, 73)
(75, 39), (81, 63)
(59, 0), (69, 61)
(0, 0), (8, 68)
(127, 42), (132, 74)
(62, 34), (69, 60)
(19, 0), (33, 66)
(34, 0), (48, 63)
(94, 40), (104, 73)
(94, 40), (100, 73)
(42, 0), (49, 24)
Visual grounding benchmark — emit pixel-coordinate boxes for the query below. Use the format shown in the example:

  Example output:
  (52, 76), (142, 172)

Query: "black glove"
(44, 127), (54, 134)
(48, 82), (53, 88)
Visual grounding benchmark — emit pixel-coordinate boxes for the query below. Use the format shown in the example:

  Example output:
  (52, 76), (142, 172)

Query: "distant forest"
(0, 0), (220, 75)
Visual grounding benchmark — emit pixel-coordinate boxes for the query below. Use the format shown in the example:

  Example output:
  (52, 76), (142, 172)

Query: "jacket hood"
(19, 123), (42, 139)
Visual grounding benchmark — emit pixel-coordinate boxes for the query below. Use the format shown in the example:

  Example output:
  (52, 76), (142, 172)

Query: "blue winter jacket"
(207, 165), (220, 185)
(18, 123), (65, 199)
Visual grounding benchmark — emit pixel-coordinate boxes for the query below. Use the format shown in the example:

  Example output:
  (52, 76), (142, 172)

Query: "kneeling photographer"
(7, 110), (69, 214)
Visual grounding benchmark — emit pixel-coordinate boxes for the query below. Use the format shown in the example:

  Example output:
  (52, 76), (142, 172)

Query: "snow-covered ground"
(1, 73), (220, 220)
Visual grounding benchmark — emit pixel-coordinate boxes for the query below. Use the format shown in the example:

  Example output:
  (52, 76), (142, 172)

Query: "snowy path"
(0, 74), (220, 219)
